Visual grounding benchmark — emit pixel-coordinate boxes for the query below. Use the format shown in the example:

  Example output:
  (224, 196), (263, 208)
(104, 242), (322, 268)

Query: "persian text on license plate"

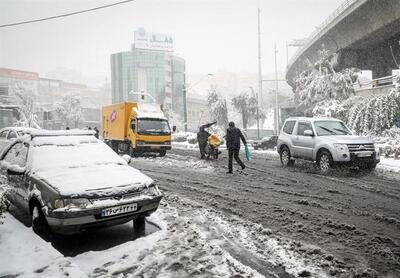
(101, 203), (137, 217)
(357, 151), (372, 157)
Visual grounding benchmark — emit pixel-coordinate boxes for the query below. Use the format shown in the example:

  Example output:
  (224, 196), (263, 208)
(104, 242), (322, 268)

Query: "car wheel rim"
(281, 150), (289, 165)
(320, 155), (330, 172)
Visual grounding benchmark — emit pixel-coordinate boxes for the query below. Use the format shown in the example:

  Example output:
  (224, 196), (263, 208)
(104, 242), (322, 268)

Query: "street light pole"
(274, 43), (279, 135)
(257, 8), (263, 108)
(249, 86), (260, 139)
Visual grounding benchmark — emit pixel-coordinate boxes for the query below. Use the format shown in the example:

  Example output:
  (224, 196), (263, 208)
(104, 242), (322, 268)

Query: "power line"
(0, 0), (135, 28)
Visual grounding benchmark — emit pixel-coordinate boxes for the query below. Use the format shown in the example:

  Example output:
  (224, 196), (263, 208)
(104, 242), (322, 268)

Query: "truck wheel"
(31, 203), (51, 239)
(280, 146), (294, 167)
(129, 146), (138, 158)
(317, 150), (333, 173)
(159, 150), (166, 157)
(110, 141), (118, 153)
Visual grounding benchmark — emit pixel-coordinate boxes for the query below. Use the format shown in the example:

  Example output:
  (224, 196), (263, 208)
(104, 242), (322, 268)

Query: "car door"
(1, 142), (30, 211)
(294, 121), (315, 160)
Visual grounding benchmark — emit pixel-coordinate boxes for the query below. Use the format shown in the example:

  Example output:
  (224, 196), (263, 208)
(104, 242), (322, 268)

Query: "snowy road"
(1, 148), (400, 277)
(131, 148), (400, 277)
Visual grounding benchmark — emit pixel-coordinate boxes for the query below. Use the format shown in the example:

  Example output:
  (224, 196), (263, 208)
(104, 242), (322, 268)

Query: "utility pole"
(257, 8), (263, 109)
(274, 43), (279, 135)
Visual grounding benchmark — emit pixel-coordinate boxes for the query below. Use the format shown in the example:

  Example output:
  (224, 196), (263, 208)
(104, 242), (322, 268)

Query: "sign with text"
(134, 28), (174, 52)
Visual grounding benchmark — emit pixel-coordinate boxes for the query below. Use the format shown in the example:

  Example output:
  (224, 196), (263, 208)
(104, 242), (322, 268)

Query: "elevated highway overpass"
(286, 0), (400, 87)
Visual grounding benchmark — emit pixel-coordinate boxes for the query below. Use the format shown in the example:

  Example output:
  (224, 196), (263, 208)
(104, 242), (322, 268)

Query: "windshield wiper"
(333, 128), (350, 135)
(318, 126), (337, 135)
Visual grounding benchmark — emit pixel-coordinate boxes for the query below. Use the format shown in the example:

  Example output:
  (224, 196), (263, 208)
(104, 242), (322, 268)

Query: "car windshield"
(31, 136), (125, 172)
(314, 121), (352, 136)
(138, 118), (171, 135)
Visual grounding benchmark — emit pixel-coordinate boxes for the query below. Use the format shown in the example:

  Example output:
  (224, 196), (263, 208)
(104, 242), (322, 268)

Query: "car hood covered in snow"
(30, 136), (153, 197)
(34, 164), (153, 197)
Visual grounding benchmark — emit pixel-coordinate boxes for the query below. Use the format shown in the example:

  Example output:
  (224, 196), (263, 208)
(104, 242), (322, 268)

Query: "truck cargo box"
(102, 102), (137, 140)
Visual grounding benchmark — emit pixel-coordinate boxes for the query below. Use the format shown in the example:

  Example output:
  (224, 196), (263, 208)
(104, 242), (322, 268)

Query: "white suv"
(277, 117), (380, 172)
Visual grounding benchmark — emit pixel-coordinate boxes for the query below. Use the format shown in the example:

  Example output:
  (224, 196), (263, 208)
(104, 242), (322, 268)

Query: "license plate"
(101, 203), (137, 217)
(151, 146), (160, 149)
(356, 151), (372, 157)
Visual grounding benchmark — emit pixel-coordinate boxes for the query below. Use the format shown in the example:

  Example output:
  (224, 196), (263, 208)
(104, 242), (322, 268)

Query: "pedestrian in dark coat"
(226, 121), (247, 173)
(93, 127), (99, 139)
(197, 126), (210, 159)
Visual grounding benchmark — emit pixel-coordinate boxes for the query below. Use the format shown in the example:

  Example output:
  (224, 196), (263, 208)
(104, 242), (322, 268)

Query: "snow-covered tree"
(55, 94), (84, 128)
(231, 92), (263, 129)
(207, 85), (229, 129)
(295, 48), (358, 108)
(12, 81), (41, 128)
(347, 76), (400, 135)
(166, 110), (185, 132)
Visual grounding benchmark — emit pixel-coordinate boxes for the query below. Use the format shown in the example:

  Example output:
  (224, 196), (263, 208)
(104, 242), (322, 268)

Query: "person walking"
(226, 121), (247, 174)
(197, 126), (210, 159)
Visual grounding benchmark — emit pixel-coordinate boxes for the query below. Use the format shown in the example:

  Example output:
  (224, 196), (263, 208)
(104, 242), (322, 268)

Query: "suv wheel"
(31, 203), (51, 239)
(280, 146), (294, 167)
(317, 150), (333, 173)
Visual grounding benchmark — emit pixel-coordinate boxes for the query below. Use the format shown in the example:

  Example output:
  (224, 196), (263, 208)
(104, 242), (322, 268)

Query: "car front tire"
(317, 150), (333, 173)
(159, 150), (166, 157)
(31, 203), (51, 239)
(280, 146), (294, 167)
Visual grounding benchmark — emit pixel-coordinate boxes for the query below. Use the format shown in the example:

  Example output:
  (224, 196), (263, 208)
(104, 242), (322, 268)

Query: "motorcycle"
(205, 134), (222, 159)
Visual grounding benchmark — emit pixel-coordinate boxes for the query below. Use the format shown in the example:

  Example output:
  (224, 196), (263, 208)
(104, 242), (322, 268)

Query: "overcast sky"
(0, 0), (343, 83)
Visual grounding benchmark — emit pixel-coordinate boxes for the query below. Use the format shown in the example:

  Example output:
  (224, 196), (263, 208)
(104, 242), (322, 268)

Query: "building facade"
(186, 95), (210, 131)
(110, 28), (185, 118)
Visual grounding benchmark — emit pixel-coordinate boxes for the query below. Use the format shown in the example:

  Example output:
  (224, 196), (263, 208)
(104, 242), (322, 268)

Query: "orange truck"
(102, 102), (172, 156)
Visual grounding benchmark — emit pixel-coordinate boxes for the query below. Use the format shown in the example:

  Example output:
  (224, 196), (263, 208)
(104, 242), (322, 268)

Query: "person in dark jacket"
(226, 121), (246, 173)
(93, 127), (100, 139)
(197, 126), (210, 159)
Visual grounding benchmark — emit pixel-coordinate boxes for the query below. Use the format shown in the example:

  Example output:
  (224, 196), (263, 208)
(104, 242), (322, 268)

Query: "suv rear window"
(282, 121), (296, 134)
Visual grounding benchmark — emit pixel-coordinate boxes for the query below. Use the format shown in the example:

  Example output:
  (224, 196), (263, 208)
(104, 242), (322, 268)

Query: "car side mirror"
(172, 126), (177, 132)
(7, 168), (25, 176)
(303, 130), (314, 137)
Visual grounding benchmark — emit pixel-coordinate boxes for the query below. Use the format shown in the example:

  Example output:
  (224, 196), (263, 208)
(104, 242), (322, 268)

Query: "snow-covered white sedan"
(0, 129), (162, 235)
(0, 127), (35, 154)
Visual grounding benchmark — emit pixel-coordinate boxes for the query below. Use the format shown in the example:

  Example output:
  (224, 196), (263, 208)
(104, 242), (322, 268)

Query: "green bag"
(245, 144), (251, 161)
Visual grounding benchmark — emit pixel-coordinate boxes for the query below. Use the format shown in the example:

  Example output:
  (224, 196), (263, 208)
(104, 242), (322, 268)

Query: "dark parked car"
(252, 136), (278, 150)
(0, 129), (162, 235)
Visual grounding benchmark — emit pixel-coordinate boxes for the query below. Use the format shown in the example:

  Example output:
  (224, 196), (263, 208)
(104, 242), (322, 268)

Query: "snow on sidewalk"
(377, 157), (400, 174)
(0, 213), (83, 277)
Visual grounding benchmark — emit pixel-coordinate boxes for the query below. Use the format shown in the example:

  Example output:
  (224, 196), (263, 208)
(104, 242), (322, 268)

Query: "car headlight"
(333, 143), (349, 152)
(59, 198), (91, 209)
(54, 199), (65, 209)
(143, 184), (161, 196)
